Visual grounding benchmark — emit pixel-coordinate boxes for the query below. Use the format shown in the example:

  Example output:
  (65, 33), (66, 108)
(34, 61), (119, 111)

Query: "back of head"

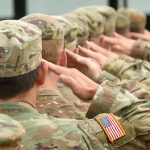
(52, 15), (78, 51)
(0, 20), (42, 78)
(63, 13), (89, 46)
(0, 113), (25, 150)
(20, 13), (65, 63)
(118, 8), (147, 33)
(87, 5), (117, 36)
(0, 20), (42, 99)
(73, 6), (105, 42)
(115, 12), (130, 36)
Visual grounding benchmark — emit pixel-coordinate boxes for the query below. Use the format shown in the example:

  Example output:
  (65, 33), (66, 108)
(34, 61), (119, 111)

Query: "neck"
(0, 86), (37, 108)
(39, 72), (58, 90)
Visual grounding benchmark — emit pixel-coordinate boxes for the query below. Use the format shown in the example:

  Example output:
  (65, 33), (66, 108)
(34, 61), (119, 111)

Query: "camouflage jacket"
(57, 81), (90, 111)
(97, 71), (150, 100)
(0, 81), (149, 150)
(104, 57), (150, 87)
(131, 40), (150, 61)
(36, 89), (87, 119)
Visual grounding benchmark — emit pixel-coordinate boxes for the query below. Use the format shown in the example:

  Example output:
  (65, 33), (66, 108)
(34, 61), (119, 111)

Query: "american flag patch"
(95, 114), (126, 142)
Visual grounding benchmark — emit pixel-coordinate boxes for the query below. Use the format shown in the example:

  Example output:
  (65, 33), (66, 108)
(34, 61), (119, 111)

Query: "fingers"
(101, 35), (119, 45)
(129, 32), (144, 39)
(86, 41), (109, 56)
(76, 57), (92, 68)
(112, 44), (125, 52)
(59, 74), (79, 91)
(78, 45), (97, 59)
(66, 49), (80, 60)
(46, 61), (67, 75)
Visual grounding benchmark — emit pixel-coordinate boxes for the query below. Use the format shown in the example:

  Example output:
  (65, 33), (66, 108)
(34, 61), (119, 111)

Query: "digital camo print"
(0, 113), (25, 150)
(52, 15), (78, 51)
(0, 20), (42, 77)
(118, 8), (147, 33)
(21, 13), (64, 40)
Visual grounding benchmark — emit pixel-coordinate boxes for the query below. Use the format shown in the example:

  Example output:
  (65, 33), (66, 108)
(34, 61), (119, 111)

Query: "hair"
(0, 68), (39, 100)
(42, 39), (64, 64)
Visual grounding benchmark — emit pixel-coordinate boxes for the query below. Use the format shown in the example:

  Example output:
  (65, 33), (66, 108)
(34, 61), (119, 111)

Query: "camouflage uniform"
(96, 71), (150, 100)
(0, 113), (25, 150)
(52, 15), (78, 51)
(72, 7), (105, 42)
(21, 14), (89, 119)
(0, 20), (149, 150)
(131, 40), (150, 61)
(115, 12), (130, 37)
(63, 13), (89, 46)
(36, 88), (87, 119)
(118, 8), (147, 33)
(103, 57), (150, 87)
(78, 5), (116, 36)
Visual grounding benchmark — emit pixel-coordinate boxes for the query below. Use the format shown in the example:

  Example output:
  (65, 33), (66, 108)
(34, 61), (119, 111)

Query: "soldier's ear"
(59, 49), (67, 67)
(36, 61), (48, 86)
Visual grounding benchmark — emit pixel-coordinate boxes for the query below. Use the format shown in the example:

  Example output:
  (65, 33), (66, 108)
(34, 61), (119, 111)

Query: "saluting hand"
(44, 60), (99, 100)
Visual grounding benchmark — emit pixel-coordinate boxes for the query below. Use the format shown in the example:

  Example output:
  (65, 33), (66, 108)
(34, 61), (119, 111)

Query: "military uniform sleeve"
(96, 71), (120, 84)
(131, 40), (150, 61)
(86, 80), (150, 118)
(96, 69), (150, 100)
(103, 57), (150, 82)
(84, 81), (150, 148)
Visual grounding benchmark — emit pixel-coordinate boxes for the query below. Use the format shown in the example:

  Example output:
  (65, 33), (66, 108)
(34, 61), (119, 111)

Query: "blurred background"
(1, 0), (150, 29)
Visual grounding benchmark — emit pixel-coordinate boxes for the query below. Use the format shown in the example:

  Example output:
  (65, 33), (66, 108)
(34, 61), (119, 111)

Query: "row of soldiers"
(0, 5), (149, 150)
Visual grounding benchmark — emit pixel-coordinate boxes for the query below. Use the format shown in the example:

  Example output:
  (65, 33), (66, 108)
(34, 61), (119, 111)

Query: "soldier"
(65, 47), (150, 100)
(72, 6), (105, 44)
(21, 13), (88, 119)
(63, 13), (89, 46)
(118, 8), (147, 33)
(115, 12), (130, 37)
(0, 20), (149, 150)
(0, 113), (25, 150)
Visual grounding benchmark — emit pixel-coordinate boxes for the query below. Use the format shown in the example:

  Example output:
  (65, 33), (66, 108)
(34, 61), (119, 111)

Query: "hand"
(44, 60), (99, 100)
(66, 49), (102, 81)
(78, 45), (108, 69)
(86, 41), (118, 59)
(129, 30), (150, 42)
(102, 32), (136, 55)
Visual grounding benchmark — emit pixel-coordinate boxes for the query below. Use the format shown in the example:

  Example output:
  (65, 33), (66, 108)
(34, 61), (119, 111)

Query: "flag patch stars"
(95, 114), (126, 142)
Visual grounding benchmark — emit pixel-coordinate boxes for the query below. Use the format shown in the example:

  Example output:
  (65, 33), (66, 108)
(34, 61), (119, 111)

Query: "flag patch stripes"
(95, 114), (126, 142)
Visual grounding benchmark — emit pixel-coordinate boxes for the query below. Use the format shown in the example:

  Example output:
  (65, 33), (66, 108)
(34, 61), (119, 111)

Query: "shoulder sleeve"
(96, 71), (120, 84)
(131, 40), (150, 61)
(86, 80), (144, 118)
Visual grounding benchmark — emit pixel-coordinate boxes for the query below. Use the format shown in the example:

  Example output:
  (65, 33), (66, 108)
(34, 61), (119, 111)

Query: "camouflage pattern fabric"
(0, 113), (25, 150)
(118, 8), (147, 33)
(57, 81), (90, 115)
(83, 5), (117, 36)
(131, 40), (150, 61)
(52, 15), (78, 51)
(36, 89), (86, 119)
(104, 57), (150, 87)
(0, 81), (149, 149)
(0, 20), (42, 77)
(63, 13), (89, 46)
(96, 71), (150, 100)
(72, 7), (105, 40)
(115, 13), (130, 36)
(20, 13), (64, 40)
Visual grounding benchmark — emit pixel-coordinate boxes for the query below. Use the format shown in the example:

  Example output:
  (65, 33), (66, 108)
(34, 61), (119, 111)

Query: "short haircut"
(42, 39), (64, 64)
(0, 68), (39, 100)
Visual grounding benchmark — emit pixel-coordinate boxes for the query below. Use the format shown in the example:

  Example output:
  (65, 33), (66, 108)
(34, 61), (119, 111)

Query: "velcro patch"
(95, 114), (126, 142)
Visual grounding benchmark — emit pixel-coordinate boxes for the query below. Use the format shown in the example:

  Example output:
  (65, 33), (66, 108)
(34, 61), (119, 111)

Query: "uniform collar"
(0, 102), (38, 116)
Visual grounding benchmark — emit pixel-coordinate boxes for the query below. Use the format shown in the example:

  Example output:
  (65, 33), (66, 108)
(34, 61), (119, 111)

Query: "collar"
(0, 102), (38, 116)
